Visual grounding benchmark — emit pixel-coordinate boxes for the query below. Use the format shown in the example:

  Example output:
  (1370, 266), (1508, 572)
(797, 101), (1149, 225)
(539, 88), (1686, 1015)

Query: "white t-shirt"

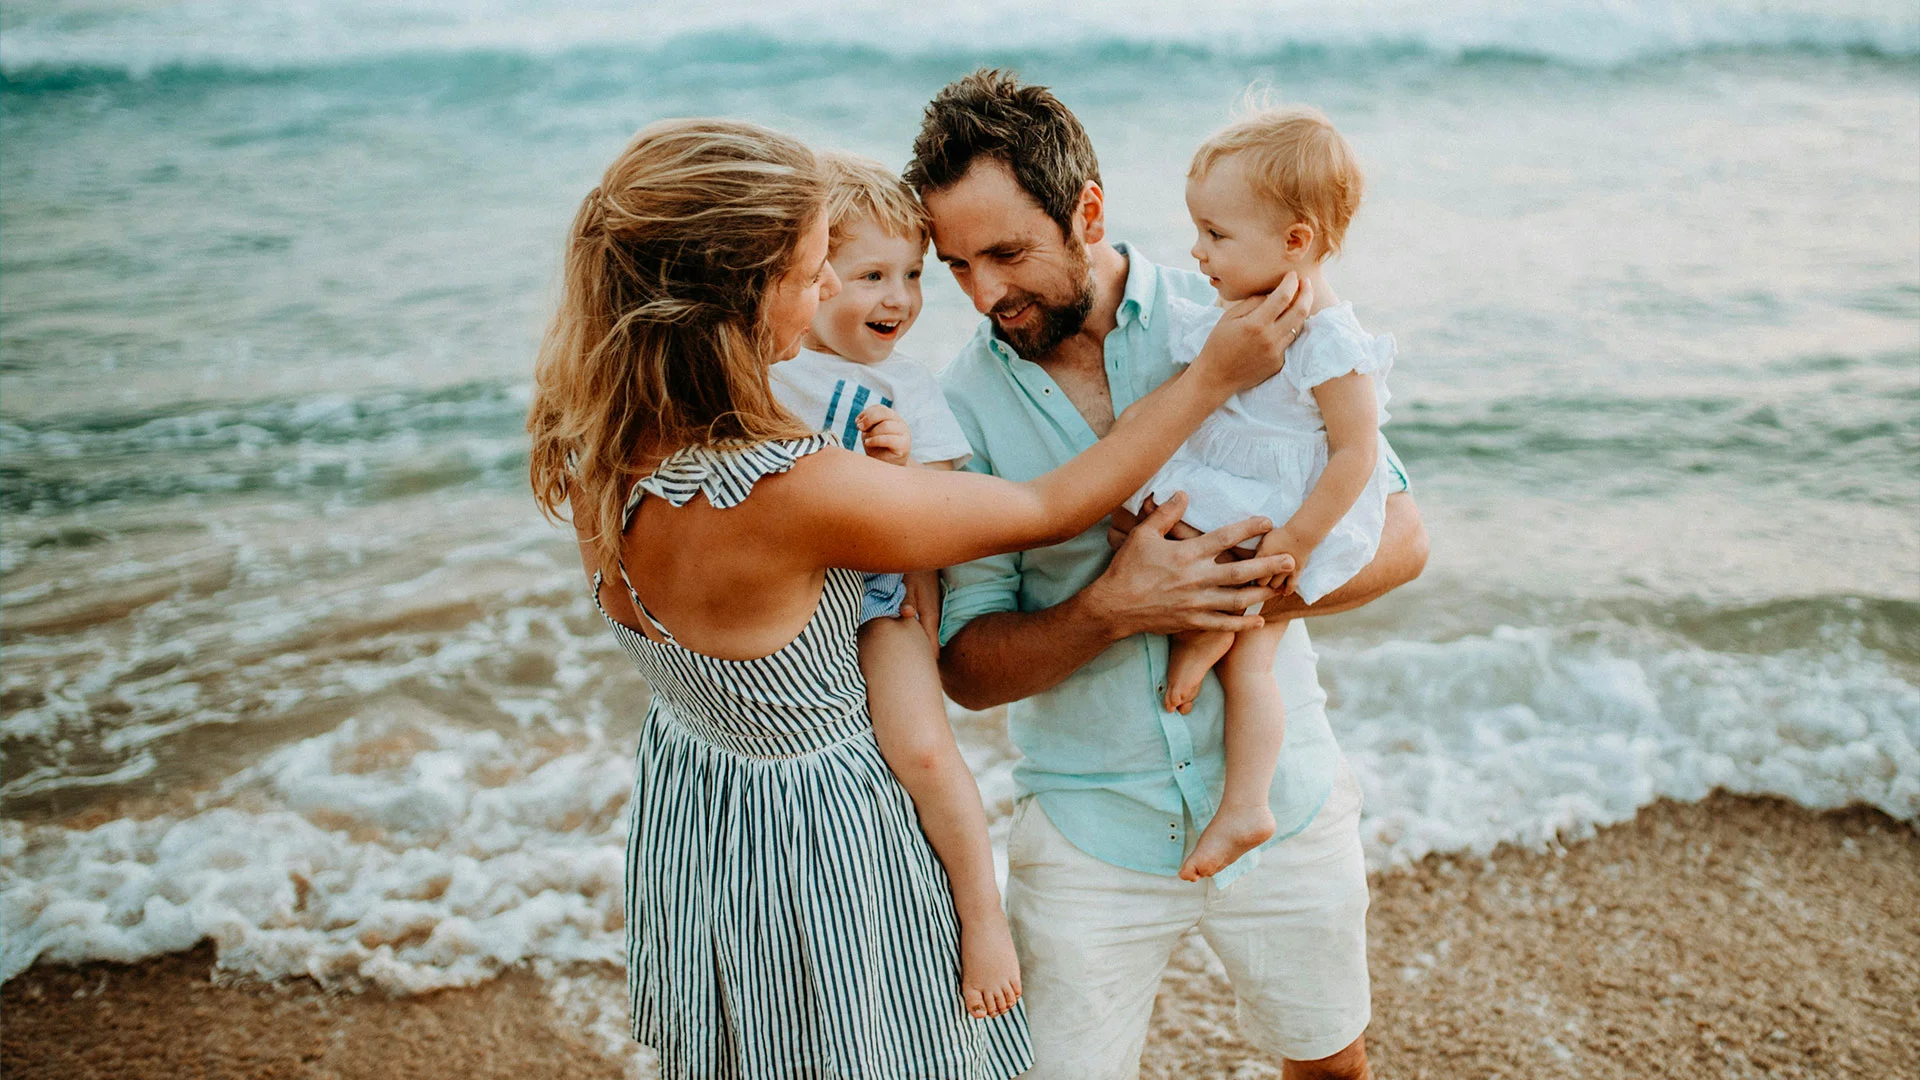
(769, 348), (972, 467)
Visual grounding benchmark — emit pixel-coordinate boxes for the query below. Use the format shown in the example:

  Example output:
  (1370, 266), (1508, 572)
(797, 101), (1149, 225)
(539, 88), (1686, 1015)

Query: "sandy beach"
(5, 792), (1913, 1080)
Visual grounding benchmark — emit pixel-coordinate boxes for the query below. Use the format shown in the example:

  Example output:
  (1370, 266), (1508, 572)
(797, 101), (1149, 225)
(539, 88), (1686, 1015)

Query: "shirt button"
(1176, 762), (1187, 771)
(1042, 387), (1052, 394)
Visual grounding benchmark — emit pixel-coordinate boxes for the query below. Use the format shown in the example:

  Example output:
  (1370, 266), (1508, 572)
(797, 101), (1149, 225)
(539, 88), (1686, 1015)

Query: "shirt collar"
(1113, 241), (1159, 330)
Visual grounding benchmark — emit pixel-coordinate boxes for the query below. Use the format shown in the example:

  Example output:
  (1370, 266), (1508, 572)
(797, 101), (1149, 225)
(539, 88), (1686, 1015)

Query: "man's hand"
(855, 404), (912, 466)
(1082, 493), (1294, 640)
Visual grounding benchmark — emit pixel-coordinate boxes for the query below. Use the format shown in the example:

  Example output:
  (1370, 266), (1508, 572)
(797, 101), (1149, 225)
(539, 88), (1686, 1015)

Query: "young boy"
(767, 152), (1022, 1020)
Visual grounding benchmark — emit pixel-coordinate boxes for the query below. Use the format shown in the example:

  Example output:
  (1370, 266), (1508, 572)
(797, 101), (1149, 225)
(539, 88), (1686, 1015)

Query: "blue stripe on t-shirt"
(822, 379), (847, 431)
(841, 385), (871, 449)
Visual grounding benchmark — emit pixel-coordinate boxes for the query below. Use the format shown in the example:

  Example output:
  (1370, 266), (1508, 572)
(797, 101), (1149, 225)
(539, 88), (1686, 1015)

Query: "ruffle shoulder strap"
(623, 433), (836, 523)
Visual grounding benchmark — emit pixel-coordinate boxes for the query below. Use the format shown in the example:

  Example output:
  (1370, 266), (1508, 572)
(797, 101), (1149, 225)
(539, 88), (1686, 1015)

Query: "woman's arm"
(764, 277), (1314, 575)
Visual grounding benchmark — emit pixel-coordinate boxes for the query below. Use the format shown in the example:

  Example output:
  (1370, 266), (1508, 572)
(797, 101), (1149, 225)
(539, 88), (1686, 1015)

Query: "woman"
(527, 119), (1308, 1078)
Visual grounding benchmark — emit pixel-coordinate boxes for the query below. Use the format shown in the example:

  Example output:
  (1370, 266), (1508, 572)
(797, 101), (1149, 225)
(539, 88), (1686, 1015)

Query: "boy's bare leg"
(859, 614), (1022, 1019)
(1178, 616), (1288, 881)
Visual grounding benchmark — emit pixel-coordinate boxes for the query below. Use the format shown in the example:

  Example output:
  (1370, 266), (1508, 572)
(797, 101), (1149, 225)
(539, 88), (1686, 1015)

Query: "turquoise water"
(1, 0), (1916, 996)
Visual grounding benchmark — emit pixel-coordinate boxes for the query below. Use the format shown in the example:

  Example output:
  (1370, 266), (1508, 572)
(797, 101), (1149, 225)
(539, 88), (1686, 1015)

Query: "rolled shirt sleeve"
(937, 452), (1021, 646)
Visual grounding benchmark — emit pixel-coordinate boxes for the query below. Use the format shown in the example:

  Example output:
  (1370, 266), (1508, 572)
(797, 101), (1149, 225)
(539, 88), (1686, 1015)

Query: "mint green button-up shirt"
(938, 243), (1406, 885)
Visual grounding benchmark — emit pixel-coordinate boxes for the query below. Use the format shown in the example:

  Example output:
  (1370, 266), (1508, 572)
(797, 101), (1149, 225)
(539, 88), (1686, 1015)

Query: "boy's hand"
(855, 404), (912, 466)
(901, 570), (942, 648)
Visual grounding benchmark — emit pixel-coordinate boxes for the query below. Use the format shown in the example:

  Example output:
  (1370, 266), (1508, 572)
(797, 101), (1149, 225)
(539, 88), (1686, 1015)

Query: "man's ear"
(1286, 221), (1315, 257)
(1076, 180), (1107, 246)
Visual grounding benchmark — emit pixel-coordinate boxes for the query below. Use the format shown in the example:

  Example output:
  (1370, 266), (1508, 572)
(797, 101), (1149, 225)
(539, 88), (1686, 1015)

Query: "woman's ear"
(1076, 181), (1107, 246)
(1286, 221), (1315, 257)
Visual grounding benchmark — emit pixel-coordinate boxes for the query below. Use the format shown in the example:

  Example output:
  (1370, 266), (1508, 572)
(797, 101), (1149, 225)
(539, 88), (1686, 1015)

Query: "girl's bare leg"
(859, 614), (1022, 1019)
(1165, 629), (1236, 715)
(1163, 518), (1237, 714)
(1178, 617), (1289, 881)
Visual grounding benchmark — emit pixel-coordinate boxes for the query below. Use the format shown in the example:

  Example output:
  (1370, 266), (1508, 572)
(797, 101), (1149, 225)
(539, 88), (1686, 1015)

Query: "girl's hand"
(1188, 272), (1313, 396)
(855, 404), (912, 466)
(1253, 526), (1309, 595)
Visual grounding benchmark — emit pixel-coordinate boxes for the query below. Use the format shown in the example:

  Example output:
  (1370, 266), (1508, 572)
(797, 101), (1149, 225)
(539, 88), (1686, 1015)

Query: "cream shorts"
(1004, 760), (1371, 1077)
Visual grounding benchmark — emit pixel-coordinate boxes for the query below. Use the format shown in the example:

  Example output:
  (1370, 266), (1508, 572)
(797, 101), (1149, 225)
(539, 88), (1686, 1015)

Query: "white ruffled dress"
(1124, 298), (1396, 605)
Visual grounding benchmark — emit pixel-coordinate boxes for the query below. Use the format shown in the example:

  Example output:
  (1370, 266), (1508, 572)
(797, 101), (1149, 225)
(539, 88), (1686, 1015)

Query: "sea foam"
(4, 619), (1913, 989)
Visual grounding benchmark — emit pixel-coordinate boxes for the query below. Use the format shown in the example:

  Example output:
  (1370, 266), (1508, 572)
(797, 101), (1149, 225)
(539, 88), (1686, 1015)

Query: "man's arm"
(940, 492), (1428, 710)
(938, 495), (1290, 711)
(1258, 491), (1427, 618)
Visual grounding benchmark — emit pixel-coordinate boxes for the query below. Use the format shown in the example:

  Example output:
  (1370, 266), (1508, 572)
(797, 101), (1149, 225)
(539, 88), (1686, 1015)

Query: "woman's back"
(597, 439), (846, 662)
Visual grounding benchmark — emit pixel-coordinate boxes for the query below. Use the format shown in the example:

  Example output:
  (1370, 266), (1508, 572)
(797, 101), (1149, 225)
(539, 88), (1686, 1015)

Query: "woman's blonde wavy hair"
(527, 118), (826, 572)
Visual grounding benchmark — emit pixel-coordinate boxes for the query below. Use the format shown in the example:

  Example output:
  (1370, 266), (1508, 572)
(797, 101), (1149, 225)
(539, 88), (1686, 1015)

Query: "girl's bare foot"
(1164, 629), (1236, 714)
(959, 914), (1023, 1019)
(1178, 802), (1277, 881)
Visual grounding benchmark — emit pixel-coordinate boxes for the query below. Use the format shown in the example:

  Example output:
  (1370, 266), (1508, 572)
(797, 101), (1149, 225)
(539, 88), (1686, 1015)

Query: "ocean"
(2, 0), (1916, 1025)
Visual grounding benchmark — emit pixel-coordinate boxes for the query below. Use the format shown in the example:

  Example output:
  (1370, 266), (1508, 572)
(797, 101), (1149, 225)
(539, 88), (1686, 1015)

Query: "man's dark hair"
(904, 68), (1101, 240)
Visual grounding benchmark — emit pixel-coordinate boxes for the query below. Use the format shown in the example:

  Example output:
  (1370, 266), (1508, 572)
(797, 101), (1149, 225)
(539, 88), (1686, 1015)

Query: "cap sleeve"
(1165, 296), (1223, 367)
(1284, 305), (1395, 407)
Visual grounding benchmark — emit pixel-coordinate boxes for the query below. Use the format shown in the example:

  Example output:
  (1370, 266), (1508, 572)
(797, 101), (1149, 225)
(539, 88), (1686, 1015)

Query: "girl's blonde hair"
(527, 118), (826, 572)
(1190, 106), (1363, 258)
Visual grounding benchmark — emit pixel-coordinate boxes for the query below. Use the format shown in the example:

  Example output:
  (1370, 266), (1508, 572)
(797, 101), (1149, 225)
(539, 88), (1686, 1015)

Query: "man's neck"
(1030, 240), (1129, 436)
(1056, 240), (1129, 360)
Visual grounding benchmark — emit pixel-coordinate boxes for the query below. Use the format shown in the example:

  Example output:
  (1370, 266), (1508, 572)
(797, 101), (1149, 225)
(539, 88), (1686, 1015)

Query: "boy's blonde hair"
(1190, 107), (1362, 258)
(819, 151), (929, 253)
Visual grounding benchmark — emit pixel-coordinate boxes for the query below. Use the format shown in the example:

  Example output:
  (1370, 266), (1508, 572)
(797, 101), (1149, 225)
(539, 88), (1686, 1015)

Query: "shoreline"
(5, 792), (1915, 1079)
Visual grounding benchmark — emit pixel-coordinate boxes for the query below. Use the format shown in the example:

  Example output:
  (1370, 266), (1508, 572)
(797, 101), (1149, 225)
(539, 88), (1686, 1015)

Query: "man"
(907, 70), (1428, 1080)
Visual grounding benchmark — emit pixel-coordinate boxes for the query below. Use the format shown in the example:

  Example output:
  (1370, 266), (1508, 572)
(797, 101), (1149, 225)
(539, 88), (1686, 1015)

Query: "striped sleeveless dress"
(593, 435), (1033, 1080)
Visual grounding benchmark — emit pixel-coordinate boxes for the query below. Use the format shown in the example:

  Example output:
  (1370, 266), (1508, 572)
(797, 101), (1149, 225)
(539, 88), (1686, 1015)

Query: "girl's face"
(801, 218), (925, 365)
(764, 209), (840, 362)
(1186, 154), (1315, 302)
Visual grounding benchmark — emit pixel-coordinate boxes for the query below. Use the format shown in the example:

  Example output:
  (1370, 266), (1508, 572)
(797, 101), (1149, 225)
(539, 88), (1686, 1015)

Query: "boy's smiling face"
(801, 218), (926, 365)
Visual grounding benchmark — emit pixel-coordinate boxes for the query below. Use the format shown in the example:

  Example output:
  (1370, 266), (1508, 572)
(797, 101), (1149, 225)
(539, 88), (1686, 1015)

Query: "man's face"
(923, 160), (1093, 359)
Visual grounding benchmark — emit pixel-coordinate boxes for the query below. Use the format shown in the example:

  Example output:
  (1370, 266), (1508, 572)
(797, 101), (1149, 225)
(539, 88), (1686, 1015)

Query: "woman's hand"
(855, 404), (913, 466)
(1186, 272), (1313, 396)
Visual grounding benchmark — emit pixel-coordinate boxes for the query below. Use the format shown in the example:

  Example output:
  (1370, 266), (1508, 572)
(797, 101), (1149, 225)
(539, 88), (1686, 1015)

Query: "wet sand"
(6, 793), (1915, 1079)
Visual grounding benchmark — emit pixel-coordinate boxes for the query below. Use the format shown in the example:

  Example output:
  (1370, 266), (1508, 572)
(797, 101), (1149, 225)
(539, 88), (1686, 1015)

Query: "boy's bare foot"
(1178, 802), (1277, 881)
(1165, 629), (1236, 714)
(960, 914), (1023, 1019)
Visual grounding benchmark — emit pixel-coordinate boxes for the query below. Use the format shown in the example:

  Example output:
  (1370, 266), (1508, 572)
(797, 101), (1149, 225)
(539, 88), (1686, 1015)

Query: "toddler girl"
(1125, 108), (1397, 881)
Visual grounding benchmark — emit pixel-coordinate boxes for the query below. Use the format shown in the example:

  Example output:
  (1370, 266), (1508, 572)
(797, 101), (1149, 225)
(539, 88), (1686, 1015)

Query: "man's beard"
(989, 253), (1096, 360)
